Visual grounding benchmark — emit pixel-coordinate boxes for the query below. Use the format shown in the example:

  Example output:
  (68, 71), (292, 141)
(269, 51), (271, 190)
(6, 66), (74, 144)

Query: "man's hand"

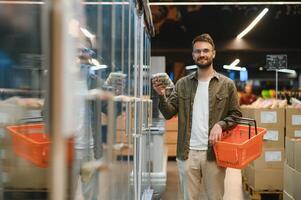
(209, 123), (223, 144)
(152, 79), (166, 96)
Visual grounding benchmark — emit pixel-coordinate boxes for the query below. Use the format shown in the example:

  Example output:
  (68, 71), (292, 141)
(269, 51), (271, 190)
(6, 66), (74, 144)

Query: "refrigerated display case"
(0, 0), (159, 200)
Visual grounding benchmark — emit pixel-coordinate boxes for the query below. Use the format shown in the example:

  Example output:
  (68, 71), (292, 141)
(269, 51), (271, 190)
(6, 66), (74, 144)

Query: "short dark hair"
(192, 33), (215, 49)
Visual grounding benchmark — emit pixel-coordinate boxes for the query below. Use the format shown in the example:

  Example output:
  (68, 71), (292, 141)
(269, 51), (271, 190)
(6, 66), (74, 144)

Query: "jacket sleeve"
(217, 81), (242, 131)
(158, 81), (179, 120)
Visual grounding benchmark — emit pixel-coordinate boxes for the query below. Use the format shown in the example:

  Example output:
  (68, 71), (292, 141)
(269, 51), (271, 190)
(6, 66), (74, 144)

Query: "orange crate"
(214, 124), (266, 169)
(6, 123), (74, 168)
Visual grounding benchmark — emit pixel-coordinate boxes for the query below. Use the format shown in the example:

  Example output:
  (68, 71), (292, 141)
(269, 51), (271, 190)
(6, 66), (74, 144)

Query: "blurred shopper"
(152, 33), (241, 200)
(240, 83), (257, 105)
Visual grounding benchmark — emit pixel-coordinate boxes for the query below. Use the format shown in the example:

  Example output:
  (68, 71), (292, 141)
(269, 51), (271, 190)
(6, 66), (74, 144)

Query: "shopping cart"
(213, 116), (266, 169)
(6, 123), (73, 168)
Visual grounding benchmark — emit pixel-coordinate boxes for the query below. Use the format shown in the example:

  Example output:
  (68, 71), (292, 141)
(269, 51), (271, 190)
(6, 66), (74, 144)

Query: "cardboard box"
(165, 131), (178, 144)
(245, 166), (283, 190)
(241, 107), (249, 118)
(286, 108), (301, 128)
(294, 140), (301, 172)
(116, 114), (126, 131)
(252, 148), (284, 169)
(284, 162), (295, 196)
(167, 144), (177, 156)
(286, 127), (301, 138)
(286, 137), (296, 168)
(243, 108), (285, 128)
(2, 149), (48, 189)
(285, 137), (301, 170)
(294, 169), (301, 200)
(165, 117), (178, 131)
(283, 191), (295, 200)
(116, 130), (129, 143)
(263, 128), (284, 148)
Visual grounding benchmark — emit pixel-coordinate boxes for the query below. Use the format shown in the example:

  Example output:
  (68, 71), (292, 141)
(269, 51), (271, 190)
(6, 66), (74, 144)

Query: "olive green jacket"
(159, 71), (242, 161)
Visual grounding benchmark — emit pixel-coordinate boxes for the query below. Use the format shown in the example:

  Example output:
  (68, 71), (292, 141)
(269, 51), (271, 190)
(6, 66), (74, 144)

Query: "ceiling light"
(229, 59), (240, 67)
(0, 1), (44, 4)
(223, 65), (244, 71)
(90, 65), (108, 71)
(148, 2), (301, 6)
(83, 1), (129, 5)
(237, 8), (269, 39)
(80, 28), (95, 39)
(185, 65), (197, 70)
(90, 59), (108, 71)
(278, 69), (296, 75)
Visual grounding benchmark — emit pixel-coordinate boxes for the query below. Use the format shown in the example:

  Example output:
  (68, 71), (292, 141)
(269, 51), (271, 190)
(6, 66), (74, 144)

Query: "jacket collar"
(189, 70), (220, 81)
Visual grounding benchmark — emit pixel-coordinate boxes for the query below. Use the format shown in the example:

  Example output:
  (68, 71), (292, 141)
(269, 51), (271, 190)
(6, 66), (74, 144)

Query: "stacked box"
(165, 116), (178, 157)
(1, 130), (48, 189)
(241, 108), (285, 149)
(283, 137), (301, 199)
(286, 108), (301, 137)
(241, 107), (285, 190)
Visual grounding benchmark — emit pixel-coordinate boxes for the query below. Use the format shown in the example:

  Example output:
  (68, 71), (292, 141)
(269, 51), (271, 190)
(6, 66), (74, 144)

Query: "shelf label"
(261, 111), (277, 124)
(264, 130), (279, 141)
(265, 151), (282, 162)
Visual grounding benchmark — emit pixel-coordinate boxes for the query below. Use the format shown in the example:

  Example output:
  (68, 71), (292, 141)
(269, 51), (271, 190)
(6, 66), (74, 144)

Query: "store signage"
(266, 54), (287, 70)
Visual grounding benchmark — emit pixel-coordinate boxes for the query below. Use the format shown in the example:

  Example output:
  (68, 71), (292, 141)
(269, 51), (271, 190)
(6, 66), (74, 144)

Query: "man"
(240, 83), (257, 105)
(152, 33), (241, 200)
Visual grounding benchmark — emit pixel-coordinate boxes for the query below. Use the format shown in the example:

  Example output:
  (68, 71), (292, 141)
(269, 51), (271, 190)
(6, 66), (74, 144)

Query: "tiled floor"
(161, 160), (250, 200)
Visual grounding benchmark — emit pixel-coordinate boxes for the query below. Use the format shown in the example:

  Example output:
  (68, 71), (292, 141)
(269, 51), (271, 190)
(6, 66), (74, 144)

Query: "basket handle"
(224, 116), (257, 139)
(19, 117), (44, 124)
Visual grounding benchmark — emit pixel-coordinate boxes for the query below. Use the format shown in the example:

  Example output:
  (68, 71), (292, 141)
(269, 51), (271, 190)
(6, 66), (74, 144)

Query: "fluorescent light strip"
(185, 65), (197, 70)
(80, 28), (95, 39)
(237, 8), (269, 39)
(223, 65), (244, 71)
(83, 2), (129, 5)
(149, 2), (301, 6)
(229, 59), (240, 67)
(0, 1), (44, 4)
(278, 69), (296, 74)
(90, 65), (108, 71)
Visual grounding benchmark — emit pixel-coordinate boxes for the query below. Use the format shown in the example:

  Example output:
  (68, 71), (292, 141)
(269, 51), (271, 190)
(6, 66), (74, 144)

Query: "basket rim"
(214, 126), (266, 146)
(6, 124), (49, 145)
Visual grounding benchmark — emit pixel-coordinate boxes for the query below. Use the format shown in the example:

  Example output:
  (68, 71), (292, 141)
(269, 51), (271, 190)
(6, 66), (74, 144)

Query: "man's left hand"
(209, 123), (223, 144)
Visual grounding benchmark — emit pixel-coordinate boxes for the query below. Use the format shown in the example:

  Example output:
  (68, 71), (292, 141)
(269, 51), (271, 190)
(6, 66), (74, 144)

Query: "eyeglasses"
(193, 48), (213, 54)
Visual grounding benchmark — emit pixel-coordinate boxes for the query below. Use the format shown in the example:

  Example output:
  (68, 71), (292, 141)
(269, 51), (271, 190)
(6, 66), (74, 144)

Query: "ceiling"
(150, 4), (301, 74)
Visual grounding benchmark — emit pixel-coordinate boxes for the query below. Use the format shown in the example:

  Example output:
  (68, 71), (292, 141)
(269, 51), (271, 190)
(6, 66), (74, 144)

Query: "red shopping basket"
(213, 116), (266, 169)
(6, 123), (74, 168)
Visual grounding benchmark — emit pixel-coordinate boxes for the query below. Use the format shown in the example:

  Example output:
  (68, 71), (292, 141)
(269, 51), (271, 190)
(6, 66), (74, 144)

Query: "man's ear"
(212, 50), (216, 59)
(192, 52), (196, 60)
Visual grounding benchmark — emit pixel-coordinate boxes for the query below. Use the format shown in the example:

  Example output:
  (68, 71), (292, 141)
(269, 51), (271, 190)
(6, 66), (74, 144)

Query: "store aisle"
(161, 161), (250, 200)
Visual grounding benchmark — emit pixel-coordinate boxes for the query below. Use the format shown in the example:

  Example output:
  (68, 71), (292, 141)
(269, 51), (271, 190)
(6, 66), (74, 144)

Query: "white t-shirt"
(189, 80), (209, 150)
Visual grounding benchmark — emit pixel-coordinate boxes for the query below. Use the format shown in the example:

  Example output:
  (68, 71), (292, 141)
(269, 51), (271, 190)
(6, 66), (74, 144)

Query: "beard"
(195, 58), (213, 69)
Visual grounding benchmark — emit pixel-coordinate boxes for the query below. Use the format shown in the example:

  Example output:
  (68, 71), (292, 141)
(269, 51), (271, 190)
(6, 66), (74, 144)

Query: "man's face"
(192, 41), (215, 69)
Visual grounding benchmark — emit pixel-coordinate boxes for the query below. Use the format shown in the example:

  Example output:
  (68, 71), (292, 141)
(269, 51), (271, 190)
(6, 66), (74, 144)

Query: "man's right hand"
(152, 79), (166, 96)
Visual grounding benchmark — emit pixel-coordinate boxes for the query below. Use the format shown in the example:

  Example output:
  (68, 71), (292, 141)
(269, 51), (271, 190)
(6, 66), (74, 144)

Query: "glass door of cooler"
(0, 1), (50, 200)
(0, 0), (153, 199)
(76, 0), (153, 199)
(0, 0), (82, 199)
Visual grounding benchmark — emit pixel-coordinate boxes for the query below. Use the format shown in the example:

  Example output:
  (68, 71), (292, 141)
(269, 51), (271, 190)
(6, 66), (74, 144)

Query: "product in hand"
(151, 73), (174, 89)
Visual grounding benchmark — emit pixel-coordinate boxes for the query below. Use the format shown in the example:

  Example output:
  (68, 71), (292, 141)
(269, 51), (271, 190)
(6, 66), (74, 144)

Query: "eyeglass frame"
(192, 48), (214, 55)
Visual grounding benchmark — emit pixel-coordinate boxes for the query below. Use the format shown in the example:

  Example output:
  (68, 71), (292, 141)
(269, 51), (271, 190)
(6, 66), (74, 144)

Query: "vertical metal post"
(49, 0), (79, 199)
(133, 10), (138, 200)
(276, 69), (278, 100)
(49, 0), (66, 199)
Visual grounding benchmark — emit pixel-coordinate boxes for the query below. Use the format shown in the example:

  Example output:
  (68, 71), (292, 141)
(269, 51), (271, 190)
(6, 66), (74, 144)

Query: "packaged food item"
(151, 73), (174, 89)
